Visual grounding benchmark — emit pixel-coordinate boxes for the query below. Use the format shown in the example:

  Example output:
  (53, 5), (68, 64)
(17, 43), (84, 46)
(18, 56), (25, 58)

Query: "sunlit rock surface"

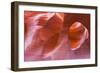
(24, 11), (90, 61)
